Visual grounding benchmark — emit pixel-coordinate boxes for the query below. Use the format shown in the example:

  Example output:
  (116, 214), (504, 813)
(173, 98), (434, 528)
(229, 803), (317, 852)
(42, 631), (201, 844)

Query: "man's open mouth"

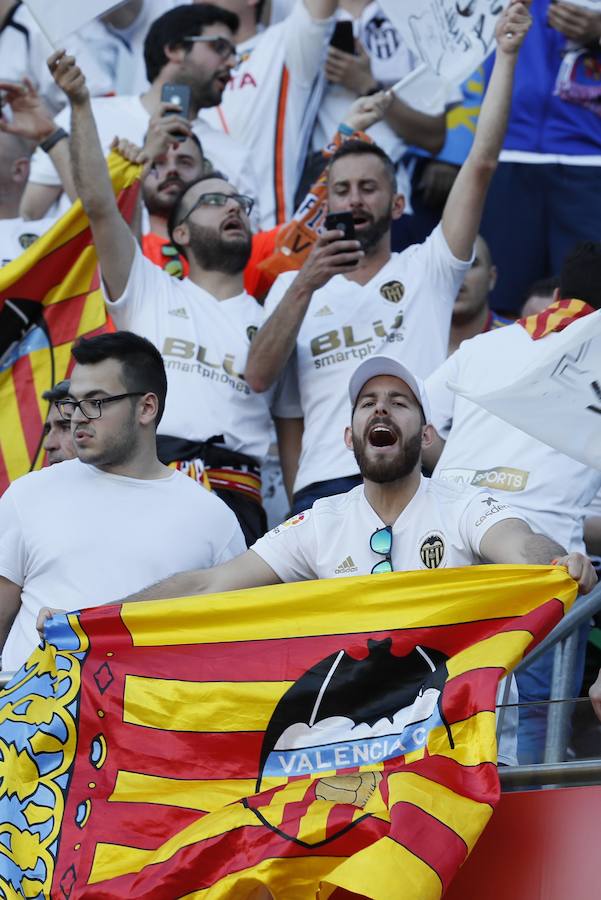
(368, 425), (398, 447)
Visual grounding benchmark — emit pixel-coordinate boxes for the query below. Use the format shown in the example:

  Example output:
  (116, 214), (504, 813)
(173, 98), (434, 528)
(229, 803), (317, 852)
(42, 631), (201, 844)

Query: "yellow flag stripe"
(123, 676), (293, 732)
(179, 856), (345, 899)
(325, 835), (442, 900)
(0, 373), (31, 482)
(387, 771), (492, 852)
(120, 565), (575, 647)
(428, 711), (498, 765)
(109, 771), (269, 812)
(446, 631), (532, 680)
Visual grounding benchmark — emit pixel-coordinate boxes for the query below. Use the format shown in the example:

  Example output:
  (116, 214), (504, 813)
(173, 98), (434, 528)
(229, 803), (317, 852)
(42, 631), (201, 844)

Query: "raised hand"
(47, 49), (89, 105)
(0, 77), (56, 143)
(495, 0), (533, 55)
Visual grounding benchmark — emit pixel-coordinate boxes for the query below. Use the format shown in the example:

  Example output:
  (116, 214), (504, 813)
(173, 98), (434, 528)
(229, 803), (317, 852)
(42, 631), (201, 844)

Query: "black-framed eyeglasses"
(56, 393), (146, 421)
(370, 525), (393, 574)
(184, 34), (238, 62)
(178, 191), (254, 224)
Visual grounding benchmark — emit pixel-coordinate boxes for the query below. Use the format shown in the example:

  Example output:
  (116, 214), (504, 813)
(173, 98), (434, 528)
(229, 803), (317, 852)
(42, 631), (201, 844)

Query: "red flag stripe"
(390, 801), (468, 893)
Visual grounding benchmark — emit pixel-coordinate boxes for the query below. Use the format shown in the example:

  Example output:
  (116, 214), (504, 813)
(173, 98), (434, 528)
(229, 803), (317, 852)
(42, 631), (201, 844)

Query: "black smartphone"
(324, 211), (356, 241)
(330, 20), (355, 55)
(160, 83), (192, 139)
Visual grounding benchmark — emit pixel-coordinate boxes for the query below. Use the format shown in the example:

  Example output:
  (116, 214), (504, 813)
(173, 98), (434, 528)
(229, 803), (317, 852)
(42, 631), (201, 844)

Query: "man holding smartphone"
(245, 1), (533, 514)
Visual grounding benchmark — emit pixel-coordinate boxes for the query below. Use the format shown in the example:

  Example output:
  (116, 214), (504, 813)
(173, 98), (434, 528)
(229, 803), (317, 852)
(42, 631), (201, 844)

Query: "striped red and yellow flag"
(517, 298), (594, 340)
(0, 565), (576, 899)
(0, 153), (141, 494)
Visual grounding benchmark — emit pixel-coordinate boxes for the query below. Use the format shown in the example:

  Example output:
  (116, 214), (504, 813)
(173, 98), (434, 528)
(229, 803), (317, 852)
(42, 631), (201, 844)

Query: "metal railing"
(496, 580), (601, 768)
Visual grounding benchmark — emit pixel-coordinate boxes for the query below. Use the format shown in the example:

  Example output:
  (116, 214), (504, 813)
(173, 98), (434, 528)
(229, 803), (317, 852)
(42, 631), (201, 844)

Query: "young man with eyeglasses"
(49, 52), (280, 545)
(0, 331), (245, 674)
(20, 4), (260, 222)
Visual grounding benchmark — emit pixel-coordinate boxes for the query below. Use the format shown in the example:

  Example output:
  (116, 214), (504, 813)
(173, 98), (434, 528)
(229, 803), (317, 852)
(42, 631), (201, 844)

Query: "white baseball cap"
(348, 355), (431, 423)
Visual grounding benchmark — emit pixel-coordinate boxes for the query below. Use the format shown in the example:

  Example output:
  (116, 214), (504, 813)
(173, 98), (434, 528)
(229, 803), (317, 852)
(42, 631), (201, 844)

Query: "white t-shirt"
(105, 244), (274, 462)
(0, 4), (112, 115)
(0, 215), (58, 268)
(426, 324), (601, 554)
(264, 224), (471, 492)
(28, 94), (260, 221)
(252, 476), (520, 766)
(202, 1), (333, 228)
(0, 459), (245, 671)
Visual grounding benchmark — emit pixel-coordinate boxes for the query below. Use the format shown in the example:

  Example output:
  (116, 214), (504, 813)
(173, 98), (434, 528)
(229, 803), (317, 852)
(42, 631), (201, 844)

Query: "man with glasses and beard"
(0, 331), (245, 674)
(244, 2), (533, 515)
(50, 52), (278, 545)
(41, 356), (594, 765)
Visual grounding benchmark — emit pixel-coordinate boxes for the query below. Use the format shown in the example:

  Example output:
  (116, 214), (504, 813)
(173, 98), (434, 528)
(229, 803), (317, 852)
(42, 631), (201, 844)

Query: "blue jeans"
(291, 474), (363, 515)
(516, 621), (590, 765)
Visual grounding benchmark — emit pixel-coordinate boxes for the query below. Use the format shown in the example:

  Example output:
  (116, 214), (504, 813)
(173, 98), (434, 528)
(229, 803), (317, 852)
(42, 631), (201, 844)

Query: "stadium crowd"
(1, 0), (601, 773)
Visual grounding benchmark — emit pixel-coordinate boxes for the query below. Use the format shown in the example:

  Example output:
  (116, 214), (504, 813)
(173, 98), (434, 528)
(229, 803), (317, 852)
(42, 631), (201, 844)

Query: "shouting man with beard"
(39, 356), (595, 766)
(244, 1), (533, 514)
(50, 52), (276, 544)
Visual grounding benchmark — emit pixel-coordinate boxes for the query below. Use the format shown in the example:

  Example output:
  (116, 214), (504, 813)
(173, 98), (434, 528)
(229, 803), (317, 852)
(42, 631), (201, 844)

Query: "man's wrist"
(39, 127), (68, 153)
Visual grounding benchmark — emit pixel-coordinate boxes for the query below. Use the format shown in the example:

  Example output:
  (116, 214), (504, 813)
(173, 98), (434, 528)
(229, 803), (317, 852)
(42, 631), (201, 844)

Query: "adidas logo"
(169, 307), (189, 318)
(334, 555), (358, 574)
(314, 305), (333, 317)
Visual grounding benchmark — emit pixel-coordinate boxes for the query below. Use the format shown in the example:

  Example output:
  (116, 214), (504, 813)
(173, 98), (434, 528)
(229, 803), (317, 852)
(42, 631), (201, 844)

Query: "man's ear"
(344, 425), (354, 451)
(163, 41), (186, 66)
(391, 192), (405, 221)
(139, 392), (160, 426)
(172, 221), (189, 252)
(11, 157), (30, 187)
(420, 423), (436, 450)
(489, 264), (498, 293)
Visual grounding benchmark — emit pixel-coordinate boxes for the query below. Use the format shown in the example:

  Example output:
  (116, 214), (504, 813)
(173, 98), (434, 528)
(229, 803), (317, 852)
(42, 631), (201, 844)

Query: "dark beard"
(352, 429), (422, 483)
(142, 179), (184, 217)
(356, 209), (393, 253)
(187, 220), (252, 275)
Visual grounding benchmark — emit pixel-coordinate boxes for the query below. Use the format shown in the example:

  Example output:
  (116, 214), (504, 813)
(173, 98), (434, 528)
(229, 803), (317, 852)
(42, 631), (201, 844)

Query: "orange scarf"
(517, 298), (595, 339)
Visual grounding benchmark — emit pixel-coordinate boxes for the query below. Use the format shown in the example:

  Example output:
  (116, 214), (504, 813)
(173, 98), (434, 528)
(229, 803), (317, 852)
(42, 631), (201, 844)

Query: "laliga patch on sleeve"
(473, 495), (509, 528)
(267, 511), (311, 540)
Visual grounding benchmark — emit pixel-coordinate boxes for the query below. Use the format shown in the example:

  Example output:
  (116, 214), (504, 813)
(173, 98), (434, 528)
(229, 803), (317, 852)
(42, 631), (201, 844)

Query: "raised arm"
(441, 1), (532, 261)
(48, 50), (135, 300)
(480, 518), (597, 594)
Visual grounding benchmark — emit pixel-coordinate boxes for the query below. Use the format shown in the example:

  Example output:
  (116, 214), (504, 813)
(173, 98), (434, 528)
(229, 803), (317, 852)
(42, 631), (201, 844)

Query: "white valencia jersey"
(426, 324), (601, 554)
(104, 244), (274, 462)
(202, 1), (333, 228)
(264, 224), (471, 492)
(252, 477), (522, 581)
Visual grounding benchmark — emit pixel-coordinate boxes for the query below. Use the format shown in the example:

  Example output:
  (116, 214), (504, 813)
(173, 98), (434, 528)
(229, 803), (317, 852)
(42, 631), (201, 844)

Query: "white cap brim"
(348, 355), (431, 423)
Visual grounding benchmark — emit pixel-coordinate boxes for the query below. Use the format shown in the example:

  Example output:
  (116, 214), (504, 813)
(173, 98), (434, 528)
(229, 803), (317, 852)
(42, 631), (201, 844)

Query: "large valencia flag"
(0, 565), (575, 899)
(0, 153), (141, 495)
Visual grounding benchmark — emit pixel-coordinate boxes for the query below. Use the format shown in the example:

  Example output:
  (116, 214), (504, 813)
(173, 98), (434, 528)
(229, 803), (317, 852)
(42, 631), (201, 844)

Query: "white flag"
(23, 0), (121, 46)
(379, 0), (507, 90)
(450, 311), (601, 471)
